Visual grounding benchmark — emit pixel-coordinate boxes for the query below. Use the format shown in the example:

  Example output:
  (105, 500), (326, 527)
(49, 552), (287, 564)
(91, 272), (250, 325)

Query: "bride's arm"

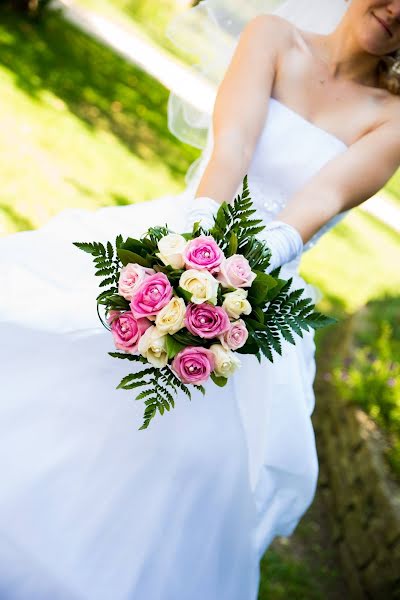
(194, 15), (292, 203)
(193, 14), (400, 247)
(189, 15), (307, 270)
(276, 118), (400, 243)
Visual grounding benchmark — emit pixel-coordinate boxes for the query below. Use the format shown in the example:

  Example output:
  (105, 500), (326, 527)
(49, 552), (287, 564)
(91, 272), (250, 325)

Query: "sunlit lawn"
(384, 169), (400, 206)
(300, 209), (400, 317)
(0, 8), (199, 234)
(73, 0), (185, 60)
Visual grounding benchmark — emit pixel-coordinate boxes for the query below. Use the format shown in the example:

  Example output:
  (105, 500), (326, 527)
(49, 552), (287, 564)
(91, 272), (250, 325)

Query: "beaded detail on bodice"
(189, 96), (349, 253)
(246, 97), (349, 251)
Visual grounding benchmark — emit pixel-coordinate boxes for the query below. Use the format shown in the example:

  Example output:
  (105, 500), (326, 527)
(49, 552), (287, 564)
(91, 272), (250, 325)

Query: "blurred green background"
(1, 1), (399, 598)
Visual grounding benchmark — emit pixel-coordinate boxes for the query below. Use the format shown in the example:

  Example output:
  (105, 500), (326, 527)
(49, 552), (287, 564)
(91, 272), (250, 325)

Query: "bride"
(1, 0), (400, 598)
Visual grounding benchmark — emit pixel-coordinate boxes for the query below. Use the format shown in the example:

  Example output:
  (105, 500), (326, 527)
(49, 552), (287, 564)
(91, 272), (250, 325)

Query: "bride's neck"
(314, 23), (381, 87)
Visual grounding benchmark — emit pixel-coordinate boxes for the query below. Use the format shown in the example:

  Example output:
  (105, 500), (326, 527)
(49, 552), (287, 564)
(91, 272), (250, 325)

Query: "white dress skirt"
(0, 98), (348, 599)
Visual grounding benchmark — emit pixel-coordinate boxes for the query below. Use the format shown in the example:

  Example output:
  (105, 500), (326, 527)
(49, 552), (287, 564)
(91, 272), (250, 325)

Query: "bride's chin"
(356, 32), (396, 58)
(356, 15), (400, 56)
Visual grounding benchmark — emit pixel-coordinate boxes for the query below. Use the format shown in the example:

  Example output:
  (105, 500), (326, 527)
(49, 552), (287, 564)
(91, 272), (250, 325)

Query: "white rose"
(210, 344), (241, 378)
(138, 326), (168, 368)
(156, 234), (187, 269)
(179, 269), (219, 305)
(155, 297), (186, 335)
(222, 289), (252, 319)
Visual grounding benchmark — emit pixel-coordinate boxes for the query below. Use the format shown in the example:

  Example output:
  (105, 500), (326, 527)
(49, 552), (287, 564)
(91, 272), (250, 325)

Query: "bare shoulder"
(244, 13), (297, 41)
(382, 93), (400, 134)
(355, 92), (400, 182)
(242, 13), (296, 55)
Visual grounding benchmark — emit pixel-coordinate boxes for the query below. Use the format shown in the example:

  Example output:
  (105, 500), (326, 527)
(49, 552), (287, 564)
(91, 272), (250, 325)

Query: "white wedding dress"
(0, 97), (348, 600)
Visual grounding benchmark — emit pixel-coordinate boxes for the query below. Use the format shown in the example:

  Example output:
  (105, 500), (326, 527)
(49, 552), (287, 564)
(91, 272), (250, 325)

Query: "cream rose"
(179, 269), (219, 305)
(210, 344), (241, 378)
(137, 326), (168, 368)
(222, 289), (252, 319)
(156, 233), (187, 269)
(155, 297), (186, 334)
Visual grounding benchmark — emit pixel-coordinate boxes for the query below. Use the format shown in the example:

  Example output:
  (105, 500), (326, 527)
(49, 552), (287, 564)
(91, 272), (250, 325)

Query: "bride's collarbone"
(274, 39), (400, 145)
(272, 78), (398, 146)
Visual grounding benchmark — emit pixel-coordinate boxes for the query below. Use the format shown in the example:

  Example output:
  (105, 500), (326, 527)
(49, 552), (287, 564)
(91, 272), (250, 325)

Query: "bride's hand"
(185, 196), (220, 231)
(258, 220), (303, 272)
(186, 195), (304, 272)
(277, 113), (400, 244)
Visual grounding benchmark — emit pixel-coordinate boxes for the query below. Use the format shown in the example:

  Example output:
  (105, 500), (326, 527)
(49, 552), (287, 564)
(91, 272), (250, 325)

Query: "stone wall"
(312, 324), (400, 599)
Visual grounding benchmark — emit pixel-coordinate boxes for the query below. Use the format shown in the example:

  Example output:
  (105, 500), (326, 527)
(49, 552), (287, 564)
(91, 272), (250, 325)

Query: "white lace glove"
(185, 196), (221, 231)
(258, 220), (303, 272)
(185, 197), (303, 271)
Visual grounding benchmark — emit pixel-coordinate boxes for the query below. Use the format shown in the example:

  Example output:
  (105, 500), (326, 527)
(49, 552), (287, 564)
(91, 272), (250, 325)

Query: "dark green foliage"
(332, 296), (400, 478)
(165, 334), (185, 359)
(118, 232), (158, 268)
(73, 235), (124, 326)
(117, 248), (151, 268)
(145, 225), (170, 246)
(241, 236), (272, 271)
(110, 355), (181, 429)
(6, 0), (52, 20)
(244, 279), (336, 363)
(174, 286), (193, 303)
(248, 271), (278, 307)
(116, 364), (186, 430)
(75, 175), (336, 428)
(133, 366), (206, 431)
(171, 329), (205, 347)
(210, 372), (228, 387)
(108, 351), (147, 364)
(207, 176), (271, 271)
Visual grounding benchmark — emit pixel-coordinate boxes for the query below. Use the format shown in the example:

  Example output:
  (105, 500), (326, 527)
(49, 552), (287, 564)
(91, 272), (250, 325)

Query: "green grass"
(259, 550), (324, 600)
(300, 209), (400, 317)
(73, 0), (186, 60)
(383, 169), (400, 206)
(259, 495), (348, 599)
(0, 7), (199, 234)
(332, 295), (400, 478)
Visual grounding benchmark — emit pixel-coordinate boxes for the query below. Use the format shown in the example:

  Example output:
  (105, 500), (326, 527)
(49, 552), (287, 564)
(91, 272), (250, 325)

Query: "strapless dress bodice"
(246, 97), (349, 251)
(194, 97), (349, 254)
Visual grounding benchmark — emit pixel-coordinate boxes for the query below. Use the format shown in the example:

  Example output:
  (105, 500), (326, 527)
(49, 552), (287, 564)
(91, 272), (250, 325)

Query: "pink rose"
(109, 311), (151, 354)
(172, 346), (215, 385)
(130, 273), (173, 319)
(183, 236), (224, 272)
(118, 263), (155, 301)
(219, 319), (248, 351)
(217, 255), (256, 288)
(185, 302), (230, 339)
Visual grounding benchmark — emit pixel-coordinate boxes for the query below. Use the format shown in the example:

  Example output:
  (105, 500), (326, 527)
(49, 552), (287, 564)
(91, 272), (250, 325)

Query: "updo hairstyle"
(378, 50), (400, 94)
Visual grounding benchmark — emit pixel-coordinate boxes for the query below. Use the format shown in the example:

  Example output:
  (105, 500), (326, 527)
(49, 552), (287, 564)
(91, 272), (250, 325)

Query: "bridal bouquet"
(75, 177), (334, 429)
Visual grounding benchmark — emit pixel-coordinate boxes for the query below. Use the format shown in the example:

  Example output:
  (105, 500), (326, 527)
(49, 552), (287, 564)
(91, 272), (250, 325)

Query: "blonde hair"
(378, 50), (400, 95)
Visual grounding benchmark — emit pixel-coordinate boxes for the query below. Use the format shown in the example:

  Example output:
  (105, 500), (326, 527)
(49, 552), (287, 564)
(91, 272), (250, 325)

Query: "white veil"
(166, 0), (350, 152)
